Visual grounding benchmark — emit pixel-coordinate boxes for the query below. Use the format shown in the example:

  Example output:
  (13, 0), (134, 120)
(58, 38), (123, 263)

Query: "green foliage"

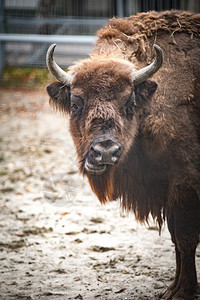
(0, 66), (61, 89)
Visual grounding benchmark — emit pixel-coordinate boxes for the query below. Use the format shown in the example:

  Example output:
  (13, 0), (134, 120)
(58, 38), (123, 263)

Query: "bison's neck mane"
(115, 139), (169, 229)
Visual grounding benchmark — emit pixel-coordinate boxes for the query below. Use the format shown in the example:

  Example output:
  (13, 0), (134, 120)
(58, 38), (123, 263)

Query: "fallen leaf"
(15, 233), (24, 237)
(75, 294), (83, 299)
(50, 268), (67, 274)
(0, 240), (26, 249)
(65, 231), (79, 235)
(115, 288), (126, 294)
(90, 217), (104, 224)
(88, 246), (115, 252)
(23, 226), (53, 236)
(82, 228), (97, 234)
(74, 238), (82, 243)
(1, 187), (14, 192)
(60, 212), (69, 216)
(45, 185), (51, 190)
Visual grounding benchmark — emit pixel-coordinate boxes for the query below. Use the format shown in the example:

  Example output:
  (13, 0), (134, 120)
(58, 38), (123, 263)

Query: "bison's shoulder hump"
(97, 10), (200, 41)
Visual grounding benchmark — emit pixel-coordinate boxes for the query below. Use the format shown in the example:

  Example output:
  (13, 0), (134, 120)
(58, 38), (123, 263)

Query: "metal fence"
(0, 0), (200, 74)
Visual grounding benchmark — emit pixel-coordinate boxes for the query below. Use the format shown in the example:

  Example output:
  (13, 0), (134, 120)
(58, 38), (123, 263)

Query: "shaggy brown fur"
(47, 10), (200, 300)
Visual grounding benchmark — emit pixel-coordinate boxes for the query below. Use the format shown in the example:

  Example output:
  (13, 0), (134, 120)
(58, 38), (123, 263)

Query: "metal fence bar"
(150, 0), (156, 11)
(0, 33), (97, 44)
(0, 0), (5, 75)
(130, 0), (139, 15)
(116, 0), (124, 17)
(0, 33), (97, 73)
(172, 0), (178, 9)
(27, 23), (75, 64)
(7, 17), (108, 27)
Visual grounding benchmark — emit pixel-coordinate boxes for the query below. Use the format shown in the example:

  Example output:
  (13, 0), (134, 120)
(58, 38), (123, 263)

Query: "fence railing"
(0, 0), (200, 76)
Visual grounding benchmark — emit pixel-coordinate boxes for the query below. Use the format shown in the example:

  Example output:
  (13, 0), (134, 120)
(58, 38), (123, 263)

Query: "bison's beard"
(86, 166), (115, 204)
(78, 155), (116, 203)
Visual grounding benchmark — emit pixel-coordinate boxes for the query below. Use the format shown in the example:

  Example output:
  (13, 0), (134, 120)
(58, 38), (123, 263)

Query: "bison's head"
(46, 44), (163, 202)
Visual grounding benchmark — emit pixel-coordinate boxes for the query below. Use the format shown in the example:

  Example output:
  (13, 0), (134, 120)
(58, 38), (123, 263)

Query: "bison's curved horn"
(133, 44), (163, 86)
(46, 44), (72, 87)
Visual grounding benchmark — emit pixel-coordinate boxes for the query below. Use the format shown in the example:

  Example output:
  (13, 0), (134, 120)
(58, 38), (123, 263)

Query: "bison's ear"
(46, 82), (70, 113)
(134, 80), (157, 107)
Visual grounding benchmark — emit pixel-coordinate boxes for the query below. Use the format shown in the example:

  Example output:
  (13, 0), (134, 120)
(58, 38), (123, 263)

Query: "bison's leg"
(161, 213), (181, 299)
(164, 214), (181, 294)
(162, 187), (200, 300)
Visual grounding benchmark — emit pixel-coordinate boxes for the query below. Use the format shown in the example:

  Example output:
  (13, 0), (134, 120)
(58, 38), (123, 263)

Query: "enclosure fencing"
(0, 0), (200, 75)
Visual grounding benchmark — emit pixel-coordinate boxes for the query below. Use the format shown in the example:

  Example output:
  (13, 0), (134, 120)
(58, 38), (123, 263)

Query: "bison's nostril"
(90, 146), (102, 162)
(111, 156), (118, 162)
(90, 140), (121, 165)
(95, 155), (102, 162)
(110, 144), (121, 157)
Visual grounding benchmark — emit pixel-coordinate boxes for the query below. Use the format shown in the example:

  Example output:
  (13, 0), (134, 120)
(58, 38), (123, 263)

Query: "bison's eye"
(125, 93), (136, 120)
(70, 94), (84, 117)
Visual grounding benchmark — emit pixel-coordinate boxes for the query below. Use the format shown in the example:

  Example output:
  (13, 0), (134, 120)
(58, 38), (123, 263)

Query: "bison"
(46, 10), (200, 300)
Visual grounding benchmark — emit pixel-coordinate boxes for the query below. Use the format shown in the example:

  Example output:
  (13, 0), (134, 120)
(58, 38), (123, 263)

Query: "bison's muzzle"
(85, 139), (121, 175)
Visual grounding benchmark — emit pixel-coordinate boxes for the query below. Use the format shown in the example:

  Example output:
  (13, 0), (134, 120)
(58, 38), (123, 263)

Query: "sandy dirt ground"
(0, 89), (199, 300)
